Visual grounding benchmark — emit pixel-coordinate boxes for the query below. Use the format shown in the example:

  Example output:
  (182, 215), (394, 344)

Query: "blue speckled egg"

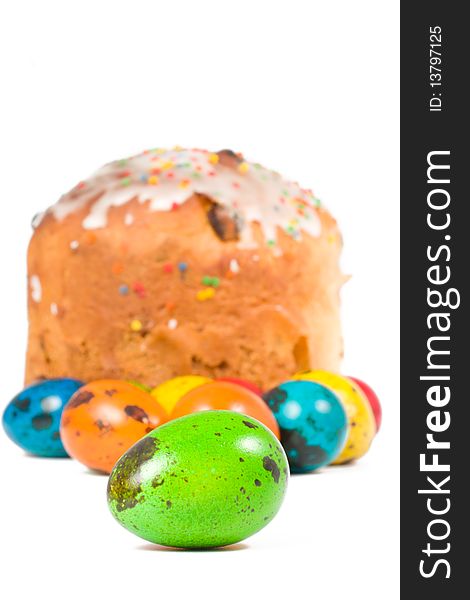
(263, 380), (348, 473)
(2, 379), (84, 457)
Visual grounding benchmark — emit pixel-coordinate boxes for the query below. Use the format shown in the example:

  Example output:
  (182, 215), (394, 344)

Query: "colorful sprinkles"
(201, 276), (220, 288)
(130, 319), (143, 332)
(48, 147), (322, 247)
(132, 282), (146, 298)
(196, 288), (216, 302)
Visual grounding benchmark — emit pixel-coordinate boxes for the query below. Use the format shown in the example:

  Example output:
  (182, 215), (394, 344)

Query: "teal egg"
(263, 380), (348, 473)
(2, 378), (84, 457)
(107, 410), (289, 548)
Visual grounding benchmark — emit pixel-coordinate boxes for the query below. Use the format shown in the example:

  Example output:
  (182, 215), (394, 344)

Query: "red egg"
(348, 376), (382, 432)
(217, 377), (263, 396)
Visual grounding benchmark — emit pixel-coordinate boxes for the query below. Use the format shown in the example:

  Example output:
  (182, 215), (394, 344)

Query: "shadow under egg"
(136, 541), (250, 553)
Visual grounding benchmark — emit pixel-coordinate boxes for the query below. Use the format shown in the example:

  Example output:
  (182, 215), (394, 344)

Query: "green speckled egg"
(107, 410), (289, 548)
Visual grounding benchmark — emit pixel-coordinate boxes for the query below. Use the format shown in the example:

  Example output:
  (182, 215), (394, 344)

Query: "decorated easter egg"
(107, 410), (289, 548)
(217, 377), (263, 396)
(60, 380), (167, 473)
(293, 370), (376, 464)
(348, 376), (382, 432)
(151, 375), (211, 413)
(171, 381), (280, 438)
(2, 378), (83, 457)
(129, 380), (152, 393)
(263, 380), (348, 473)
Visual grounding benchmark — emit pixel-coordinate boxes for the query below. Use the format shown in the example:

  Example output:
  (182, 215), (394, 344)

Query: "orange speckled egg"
(60, 380), (167, 473)
(171, 381), (280, 439)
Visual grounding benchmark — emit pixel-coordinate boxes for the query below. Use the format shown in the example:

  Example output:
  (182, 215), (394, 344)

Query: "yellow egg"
(151, 375), (212, 413)
(292, 370), (376, 464)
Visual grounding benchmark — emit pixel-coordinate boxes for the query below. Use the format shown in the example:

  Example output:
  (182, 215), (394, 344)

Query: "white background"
(0, 2), (399, 599)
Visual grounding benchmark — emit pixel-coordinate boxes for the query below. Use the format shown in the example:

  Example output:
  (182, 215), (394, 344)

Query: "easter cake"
(26, 148), (346, 390)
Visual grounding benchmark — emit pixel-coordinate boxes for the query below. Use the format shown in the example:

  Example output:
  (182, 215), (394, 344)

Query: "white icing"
(32, 212), (45, 229)
(50, 302), (59, 316)
(124, 212), (134, 225)
(70, 240), (80, 250)
(30, 275), (42, 302)
(46, 148), (322, 246)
